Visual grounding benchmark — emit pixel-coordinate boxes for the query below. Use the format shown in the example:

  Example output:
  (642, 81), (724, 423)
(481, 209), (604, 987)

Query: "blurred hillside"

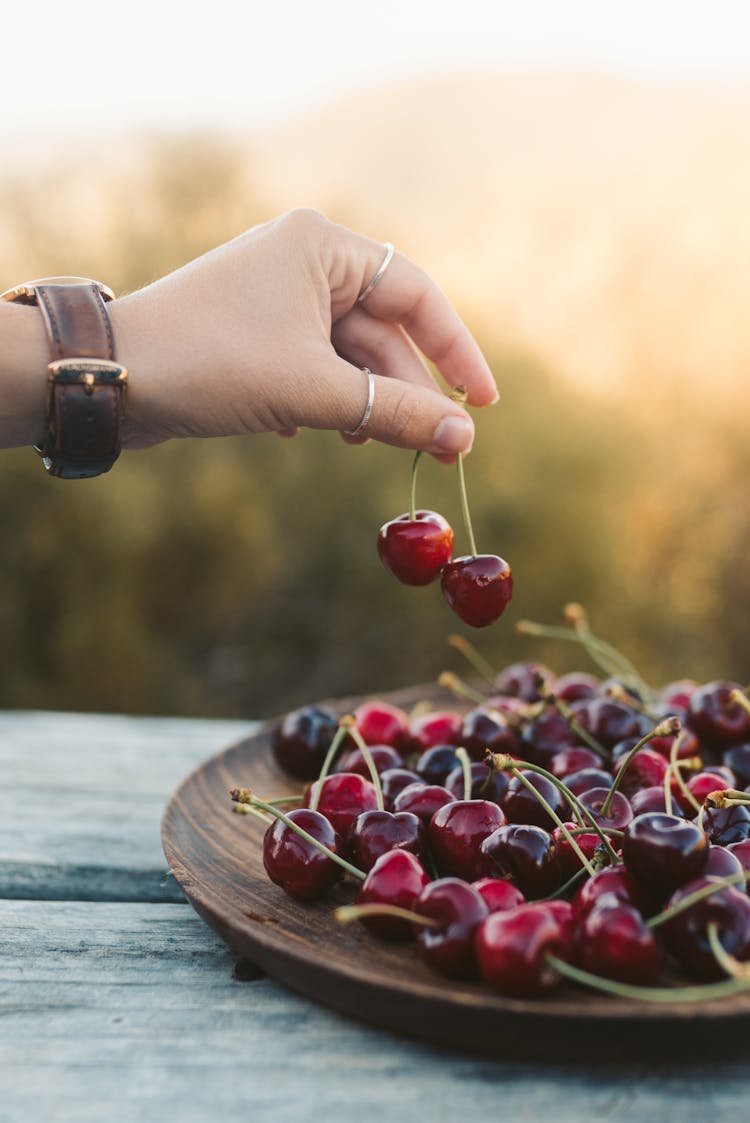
(1, 73), (749, 717)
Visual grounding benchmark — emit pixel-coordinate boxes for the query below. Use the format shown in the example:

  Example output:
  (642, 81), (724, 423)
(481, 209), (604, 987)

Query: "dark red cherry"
(351, 700), (410, 748)
(429, 799), (506, 881)
(571, 697), (651, 750)
(577, 787), (634, 831)
(379, 768), (423, 810)
(727, 839), (750, 879)
(621, 812), (708, 897)
(564, 768), (614, 798)
(479, 823), (561, 897)
(647, 724), (700, 761)
(471, 877), (526, 913)
(338, 744), (404, 777)
(347, 809), (426, 872)
(414, 878), (489, 977)
(660, 679), (699, 712)
(501, 770), (568, 830)
(540, 899), (576, 957)
(662, 875), (750, 980)
(494, 661), (554, 702)
(687, 681), (750, 748)
(459, 706), (518, 762)
(445, 761), (510, 805)
(551, 823), (603, 880)
(686, 772), (734, 804)
(262, 808), (343, 901)
(271, 704), (339, 780)
(355, 849), (430, 940)
(630, 786), (686, 818)
(614, 748), (669, 799)
(552, 671), (600, 702)
(377, 510), (454, 585)
(393, 782), (457, 824)
(549, 746), (602, 779)
(699, 801), (750, 846)
(704, 844), (745, 881)
(572, 864), (649, 920)
(578, 898), (664, 984)
(415, 744), (458, 785)
(722, 744), (750, 789)
(520, 707), (579, 767)
(303, 773), (379, 836)
(441, 554), (513, 628)
(403, 710), (463, 754)
(475, 904), (567, 996)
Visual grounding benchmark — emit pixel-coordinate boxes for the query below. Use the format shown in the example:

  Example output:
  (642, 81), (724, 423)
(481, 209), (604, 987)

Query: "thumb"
(303, 356), (476, 456)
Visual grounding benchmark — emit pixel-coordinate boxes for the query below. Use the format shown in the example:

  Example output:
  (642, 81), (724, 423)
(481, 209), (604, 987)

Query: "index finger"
(352, 245), (499, 407)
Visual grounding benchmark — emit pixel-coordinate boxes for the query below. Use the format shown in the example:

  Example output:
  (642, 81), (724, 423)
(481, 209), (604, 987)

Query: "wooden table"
(2, 709), (750, 1123)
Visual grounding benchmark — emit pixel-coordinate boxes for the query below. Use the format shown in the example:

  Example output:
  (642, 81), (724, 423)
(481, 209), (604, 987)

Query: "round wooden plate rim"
(162, 685), (750, 1055)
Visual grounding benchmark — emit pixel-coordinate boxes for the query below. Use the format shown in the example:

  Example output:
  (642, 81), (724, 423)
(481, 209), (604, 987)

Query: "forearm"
(0, 301), (48, 448)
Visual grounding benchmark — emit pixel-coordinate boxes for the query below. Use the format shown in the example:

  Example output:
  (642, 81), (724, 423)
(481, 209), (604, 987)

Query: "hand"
(110, 210), (498, 455)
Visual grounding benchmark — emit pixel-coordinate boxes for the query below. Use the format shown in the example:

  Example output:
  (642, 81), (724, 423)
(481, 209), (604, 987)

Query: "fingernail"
(431, 416), (474, 454)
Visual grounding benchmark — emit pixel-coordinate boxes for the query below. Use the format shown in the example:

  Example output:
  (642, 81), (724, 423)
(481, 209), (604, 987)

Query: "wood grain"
(162, 686), (750, 1062)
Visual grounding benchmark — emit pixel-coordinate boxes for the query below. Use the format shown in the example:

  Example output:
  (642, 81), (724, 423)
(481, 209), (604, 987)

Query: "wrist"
(0, 301), (48, 448)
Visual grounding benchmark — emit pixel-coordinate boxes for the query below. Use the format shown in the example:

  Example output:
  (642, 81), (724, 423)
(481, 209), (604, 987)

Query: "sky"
(2, 0), (750, 143)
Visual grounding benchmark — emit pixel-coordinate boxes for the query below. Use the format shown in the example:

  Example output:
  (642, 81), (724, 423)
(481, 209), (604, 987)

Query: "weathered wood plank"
(2, 900), (750, 1123)
(0, 711), (254, 899)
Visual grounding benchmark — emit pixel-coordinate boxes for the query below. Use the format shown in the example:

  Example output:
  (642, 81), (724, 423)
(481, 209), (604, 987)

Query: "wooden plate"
(162, 685), (750, 1061)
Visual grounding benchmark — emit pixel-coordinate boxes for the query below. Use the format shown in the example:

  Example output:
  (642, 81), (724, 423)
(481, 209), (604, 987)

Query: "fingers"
(330, 226), (499, 408)
(331, 307), (437, 393)
(303, 352), (475, 456)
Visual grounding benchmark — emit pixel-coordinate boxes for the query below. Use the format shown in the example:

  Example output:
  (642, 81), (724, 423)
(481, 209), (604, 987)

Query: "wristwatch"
(1, 276), (128, 478)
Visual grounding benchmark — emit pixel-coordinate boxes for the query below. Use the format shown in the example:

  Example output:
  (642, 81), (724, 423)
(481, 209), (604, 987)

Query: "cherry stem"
(507, 766), (596, 877)
(455, 453), (478, 557)
(335, 902), (440, 928)
(647, 869), (750, 930)
(454, 746), (473, 802)
(438, 670), (487, 706)
(707, 921), (750, 981)
(229, 788), (367, 882)
(341, 719), (385, 812)
(448, 634), (498, 687)
(729, 688), (750, 718)
(665, 739), (701, 815)
(488, 753), (621, 864)
(546, 953), (750, 1003)
(516, 616), (653, 706)
(309, 721), (354, 814)
(409, 450), (422, 522)
(600, 716), (681, 818)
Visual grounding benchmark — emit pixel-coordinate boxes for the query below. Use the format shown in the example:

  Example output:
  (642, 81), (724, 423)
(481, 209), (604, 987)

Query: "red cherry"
(351, 700), (410, 748)
(475, 903), (567, 996)
(494, 661), (554, 702)
(472, 877), (526, 914)
(393, 782), (457, 824)
(355, 850), (431, 940)
(402, 710), (463, 755)
(262, 808), (344, 901)
(551, 822), (602, 880)
(347, 809), (426, 872)
(572, 864), (649, 919)
(429, 799), (506, 881)
(440, 555), (513, 628)
(577, 897), (664, 984)
(303, 773), (379, 836)
(271, 704), (339, 780)
(377, 510), (454, 585)
(338, 744), (405, 777)
(687, 681), (750, 748)
(662, 875), (750, 979)
(414, 878), (489, 977)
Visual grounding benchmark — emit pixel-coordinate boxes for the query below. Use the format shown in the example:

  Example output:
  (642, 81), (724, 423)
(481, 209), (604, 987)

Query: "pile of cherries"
(232, 627), (750, 1002)
(377, 446), (512, 628)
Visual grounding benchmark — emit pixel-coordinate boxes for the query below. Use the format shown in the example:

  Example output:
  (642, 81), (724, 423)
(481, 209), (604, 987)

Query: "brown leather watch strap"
(14, 281), (127, 479)
(36, 283), (116, 362)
